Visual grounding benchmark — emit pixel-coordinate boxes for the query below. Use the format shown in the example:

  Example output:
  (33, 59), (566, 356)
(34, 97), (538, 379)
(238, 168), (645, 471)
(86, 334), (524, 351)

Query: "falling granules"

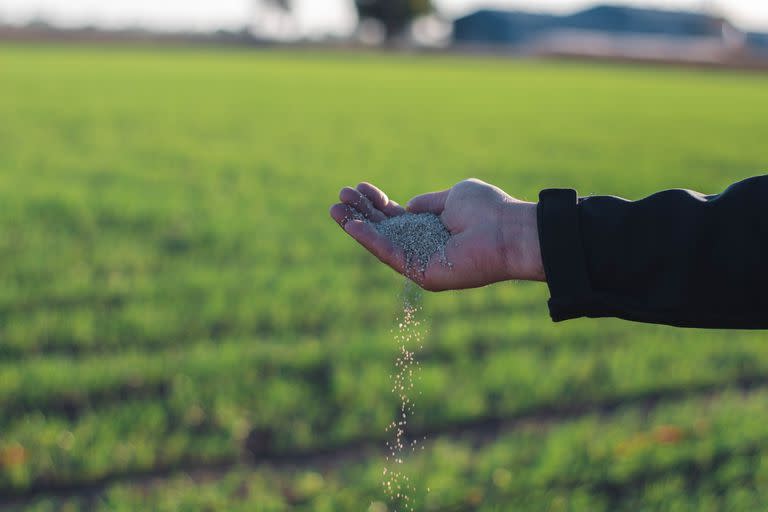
(347, 210), (451, 510)
(382, 281), (426, 512)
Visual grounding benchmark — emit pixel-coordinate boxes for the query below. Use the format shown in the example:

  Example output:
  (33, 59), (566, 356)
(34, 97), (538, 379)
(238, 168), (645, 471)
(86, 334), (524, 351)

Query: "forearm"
(537, 175), (768, 328)
(500, 201), (546, 282)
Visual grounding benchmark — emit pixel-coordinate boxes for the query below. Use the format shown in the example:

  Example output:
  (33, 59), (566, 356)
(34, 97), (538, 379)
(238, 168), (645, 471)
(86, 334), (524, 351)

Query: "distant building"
(564, 5), (724, 37)
(453, 5), (727, 46)
(452, 4), (768, 66)
(747, 32), (768, 54)
(453, 10), (558, 46)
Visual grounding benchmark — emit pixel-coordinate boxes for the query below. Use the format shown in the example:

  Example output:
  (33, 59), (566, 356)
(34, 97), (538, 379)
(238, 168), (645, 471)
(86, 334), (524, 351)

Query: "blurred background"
(1, 1), (767, 511)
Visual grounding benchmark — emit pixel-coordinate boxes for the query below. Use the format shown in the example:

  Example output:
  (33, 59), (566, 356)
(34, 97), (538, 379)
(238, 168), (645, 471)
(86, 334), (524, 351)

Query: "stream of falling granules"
(371, 213), (452, 512)
(382, 281), (425, 512)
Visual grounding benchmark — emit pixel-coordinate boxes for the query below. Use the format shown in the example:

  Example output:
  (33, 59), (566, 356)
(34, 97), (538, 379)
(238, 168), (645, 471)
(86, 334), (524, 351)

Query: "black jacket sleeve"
(537, 175), (768, 329)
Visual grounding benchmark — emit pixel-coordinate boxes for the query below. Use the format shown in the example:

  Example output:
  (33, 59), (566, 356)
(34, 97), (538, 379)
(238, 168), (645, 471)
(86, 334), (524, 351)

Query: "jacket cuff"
(537, 189), (594, 322)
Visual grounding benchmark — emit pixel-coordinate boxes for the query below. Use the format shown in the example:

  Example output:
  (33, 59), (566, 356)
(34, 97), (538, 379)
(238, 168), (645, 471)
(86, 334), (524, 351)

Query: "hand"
(329, 179), (545, 291)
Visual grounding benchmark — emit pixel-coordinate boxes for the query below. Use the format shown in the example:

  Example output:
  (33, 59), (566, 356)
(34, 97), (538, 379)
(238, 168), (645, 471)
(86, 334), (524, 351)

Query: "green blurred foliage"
(355, 0), (433, 39)
(0, 45), (767, 510)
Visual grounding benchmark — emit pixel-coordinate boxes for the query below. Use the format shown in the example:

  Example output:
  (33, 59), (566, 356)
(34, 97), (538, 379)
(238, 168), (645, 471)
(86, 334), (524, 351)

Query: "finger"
(407, 190), (450, 214)
(357, 182), (405, 217)
(382, 200), (406, 217)
(356, 182), (388, 210)
(329, 203), (362, 228)
(339, 187), (387, 222)
(343, 220), (406, 275)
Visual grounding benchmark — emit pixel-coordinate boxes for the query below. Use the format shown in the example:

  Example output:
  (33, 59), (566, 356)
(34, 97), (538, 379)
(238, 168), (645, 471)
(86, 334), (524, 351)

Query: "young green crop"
(0, 45), (767, 510)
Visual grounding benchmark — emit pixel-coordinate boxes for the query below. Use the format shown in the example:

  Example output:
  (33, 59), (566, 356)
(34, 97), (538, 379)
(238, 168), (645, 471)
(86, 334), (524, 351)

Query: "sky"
(1, 0), (767, 34)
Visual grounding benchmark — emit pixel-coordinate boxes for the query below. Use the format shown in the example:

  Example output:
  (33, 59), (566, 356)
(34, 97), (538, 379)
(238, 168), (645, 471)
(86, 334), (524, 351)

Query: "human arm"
(540, 175), (768, 328)
(330, 175), (768, 329)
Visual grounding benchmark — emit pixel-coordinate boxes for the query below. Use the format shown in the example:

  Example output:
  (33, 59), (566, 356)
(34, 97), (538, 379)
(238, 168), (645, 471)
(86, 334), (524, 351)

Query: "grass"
(0, 44), (767, 510)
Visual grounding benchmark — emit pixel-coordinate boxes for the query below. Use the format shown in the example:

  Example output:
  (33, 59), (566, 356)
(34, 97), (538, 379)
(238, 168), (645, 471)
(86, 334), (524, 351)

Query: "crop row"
(8, 389), (768, 511)
(0, 264), (392, 358)
(2, 326), (766, 418)
(2, 331), (768, 493)
(0, 259), (555, 359)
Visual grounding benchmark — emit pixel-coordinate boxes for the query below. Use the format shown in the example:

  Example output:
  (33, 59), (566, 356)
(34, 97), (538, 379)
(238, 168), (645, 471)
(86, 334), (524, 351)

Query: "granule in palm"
(373, 213), (451, 274)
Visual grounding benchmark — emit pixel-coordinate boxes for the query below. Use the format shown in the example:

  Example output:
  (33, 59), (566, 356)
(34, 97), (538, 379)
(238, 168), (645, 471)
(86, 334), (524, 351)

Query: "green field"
(1, 45), (767, 511)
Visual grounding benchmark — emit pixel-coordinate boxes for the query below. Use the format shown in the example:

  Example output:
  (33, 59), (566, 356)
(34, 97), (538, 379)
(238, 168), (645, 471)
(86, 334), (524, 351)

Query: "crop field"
(1, 45), (768, 511)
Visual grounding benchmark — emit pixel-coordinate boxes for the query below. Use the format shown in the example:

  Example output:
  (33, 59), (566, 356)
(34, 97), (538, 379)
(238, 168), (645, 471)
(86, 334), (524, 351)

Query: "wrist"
(500, 201), (546, 282)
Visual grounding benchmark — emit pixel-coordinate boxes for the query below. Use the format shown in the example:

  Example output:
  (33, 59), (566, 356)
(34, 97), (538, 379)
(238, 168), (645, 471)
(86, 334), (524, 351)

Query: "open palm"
(329, 179), (543, 291)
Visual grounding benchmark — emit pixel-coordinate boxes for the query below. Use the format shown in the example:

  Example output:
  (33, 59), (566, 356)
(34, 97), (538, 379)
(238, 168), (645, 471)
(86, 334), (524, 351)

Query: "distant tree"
(354, 0), (433, 41)
(252, 0), (294, 36)
(260, 0), (291, 11)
